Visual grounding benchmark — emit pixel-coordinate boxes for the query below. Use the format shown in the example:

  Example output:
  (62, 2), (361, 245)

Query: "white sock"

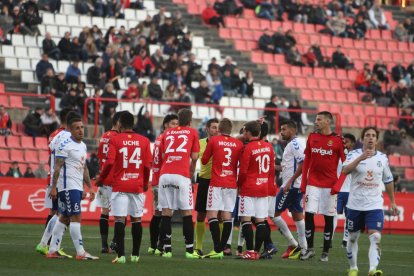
(347, 231), (360, 270)
(272, 216), (298, 247)
(237, 222), (244, 247)
(48, 220), (66, 253)
(40, 214), (58, 246)
(226, 218), (234, 246)
(332, 215), (338, 240)
(295, 220), (307, 252)
(70, 222), (85, 255)
(343, 219), (349, 242)
(368, 232), (381, 272)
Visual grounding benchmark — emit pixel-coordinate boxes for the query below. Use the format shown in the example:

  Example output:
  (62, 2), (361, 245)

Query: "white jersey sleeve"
(49, 130), (71, 186)
(281, 137), (305, 189)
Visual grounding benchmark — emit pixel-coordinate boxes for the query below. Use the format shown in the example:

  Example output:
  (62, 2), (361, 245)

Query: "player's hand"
(95, 180), (103, 187)
(283, 180), (293, 194)
(330, 186), (340, 195)
(49, 187), (57, 200)
(390, 203), (399, 216)
(299, 182), (306, 194)
(82, 190), (87, 200)
(359, 149), (375, 161)
(89, 191), (96, 202)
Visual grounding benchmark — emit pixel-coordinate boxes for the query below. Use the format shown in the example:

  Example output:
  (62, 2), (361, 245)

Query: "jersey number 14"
(119, 147), (142, 169)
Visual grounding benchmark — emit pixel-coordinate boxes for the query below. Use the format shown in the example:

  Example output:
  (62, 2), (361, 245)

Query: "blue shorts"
(232, 196), (239, 218)
(58, 190), (82, 217)
(337, 192), (349, 215)
(275, 188), (303, 213)
(347, 209), (384, 232)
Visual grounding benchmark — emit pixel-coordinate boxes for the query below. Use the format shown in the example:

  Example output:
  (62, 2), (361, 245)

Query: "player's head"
(59, 108), (72, 126)
(65, 111), (81, 128)
(162, 113), (179, 131)
(119, 111), (135, 131)
(343, 133), (356, 151)
(259, 121), (269, 140)
(361, 126), (379, 150)
(112, 111), (124, 132)
(68, 116), (84, 142)
(219, 118), (232, 135)
(206, 118), (219, 138)
(280, 120), (297, 141)
(243, 120), (261, 140)
(178, 108), (193, 126)
(315, 111), (333, 133)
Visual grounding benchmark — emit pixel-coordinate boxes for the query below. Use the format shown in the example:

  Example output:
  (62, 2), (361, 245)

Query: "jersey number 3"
(119, 147), (142, 169)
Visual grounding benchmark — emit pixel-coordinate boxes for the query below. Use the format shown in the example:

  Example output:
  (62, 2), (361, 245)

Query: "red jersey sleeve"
(98, 138), (116, 184)
(268, 145), (277, 196)
(191, 129), (200, 153)
(201, 137), (213, 165)
(237, 145), (250, 186)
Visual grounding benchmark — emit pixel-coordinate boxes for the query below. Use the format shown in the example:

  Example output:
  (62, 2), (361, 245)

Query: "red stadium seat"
(404, 168), (414, 180)
(301, 89), (313, 100)
(318, 103), (329, 112)
(10, 149), (24, 162)
(341, 104), (353, 114)
(251, 52), (263, 63)
(324, 91), (335, 101)
(387, 41), (398, 51)
(0, 95), (9, 107)
(231, 29), (242, 39)
(260, 20), (271, 29)
(397, 41), (408, 52)
(225, 17), (237, 28)
(24, 150), (38, 163)
(388, 155), (400, 167)
(0, 149), (10, 161)
(249, 19), (260, 30)
(0, 136), (5, 148)
(400, 156), (412, 167)
(392, 52), (403, 61)
(313, 90), (324, 101)
(38, 150), (49, 163)
(295, 77), (307, 89)
(347, 93), (358, 103)
(238, 18), (249, 29)
(336, 92), (347, 102)
(21, 136), (35, 149)
(35, 137), (49, 150)
(365, 105), (376, 116)
(262, 53), (274, 65)
(0, 83), (4, 93)
(365, 40), (376, 50)
(6, 136), (21, 148)
(313, 68), (324, 78)
(376, 41), (387, 51)
(218, 28), (230, 39)
(307, 78), (318, 89)
(234, 40), (247, 51)
(353, 105), (364, 115)
(290, 66), (301, 76)
(9, 96), (24, 108)
(353, 40), (365, 49)
(387, 108), (398, 117)
(284, 76), (295, 87)
(267, 65), (279, 75)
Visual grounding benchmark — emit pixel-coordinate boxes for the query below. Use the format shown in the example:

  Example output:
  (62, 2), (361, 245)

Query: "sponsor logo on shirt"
(365, 170), (374, 181)
(120, 172), (139, 181)
(256, 178), (268, 185)
(327, 140), (333, 146)
(220, 169), (234, 177)
(377, 161), (382, 167)
(166, 156), (183, 163)
(311, 147), (333, 156)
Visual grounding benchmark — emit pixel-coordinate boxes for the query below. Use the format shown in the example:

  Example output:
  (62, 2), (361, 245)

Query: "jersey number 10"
(256, 154), (270, 174)
(119, 147), (142, 169)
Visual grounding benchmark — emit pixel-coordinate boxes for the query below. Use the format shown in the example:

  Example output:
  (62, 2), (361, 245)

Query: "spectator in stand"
(0, 26), (11, 45)
(86, 152), (100, 179)
(133, 105), (155, 142)
(240, 70), (255, 98)
(408, 59), (414, 86)
(148, 76), (163, 101)
(42, 32), (61, 60)
(60, 87), (80, 110)
(163, 36), (177, 56)
(21, 3), (42, 35)
(256, 0), (275, 21)
(331, 45), (354, 69)
(208, 57), (221, 73)
(58, 32), (76, 61)
(206, 67), (220, 90)
(164, 83), (177, 101)
(105, 57), (121, 91)
(152, 6), (166, 30)
(0, 105), (11, 136)
(221, 56), (236, 74)
(169, 67), (184, 88)
(178, 31), (193, 54)
(284, 29), (297, 49)
(211, 78), (224, 105)
(75, 0), (94, 15)
(259, 29), (276, 53)
(393, 22), (408, 42)
(272, 28), (287, 54)
(23, 107), (44, 137)
(221, 69), (234, 96)
(173, 11), (186, 35)
(202, 2), (225, 28)
(355, 63), (372, 92)
(82, 37), (98, 62)
(122, 81), (140, 99)
(373, 59), (389, 86)
(285, 45), (305, 66)
(217, 0), (243, 16)
(311, 43), (331, 68)
(158, 17), (177, 44)
(398, 107), (414, 138)
(231, 67), (243, 93)
(87, 57), (105, 89)
(186, 53), (202, 81)
(172, 84), (191, 112)
(24, 167), (35, 178)
(285, 0), (300, 21)
(11, 6), (24, 33)
(391, 62), (409, 84)
(295, 0), (313, 24)
(288, 99), (303, 134)
(38, 0), (61, 13)
(194, 79), (211, 104)
(6, 162), (22, 178)
(41, 107), (58, 136)
(101, 83), (118, 128)
(34, 162), (48, 178)
(36, 53), (54, 82)
(54, 72), (68, 96)
(151, 49), (168, 79)
(388, 128), (414, 156)
(132, 49), (155, 77)
(383, 121), (401, 152)
(241, 0), (256, 9)
(392, 80), (411, 108)
(264, 95), (279, 134)
(303, 46), (317, 67)
(138, 15), (156, 38)
(368, 3), (389, 30)
(65, 60), (81, 84)
(322, 11), (347, 37)
(91, 25), (105, 51)
(351, 15), (367, 39)
(309, 0), (328, 25)
(403, 18), (414, 42)
(104, 26), (117, 45)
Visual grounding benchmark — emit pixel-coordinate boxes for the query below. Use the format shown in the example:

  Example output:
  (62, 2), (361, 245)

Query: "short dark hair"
(66, 111), (81, 125)
(35, 107), (43, 112)
(178, 108), (192, 126)
(112, 111), (124, 127)
(59, 108), (72, 123)
(163, 113), (178, 128)
(280, 119), (297, 131)
(259, 122), (269, 139)
(244, 121), (261, 137)
(343, 133), (356, 143)
(68, 116), (82, 127)
(119, 111), (135, 129)
(219, 118), (233, 135)
(317, 111), (333, 121)
(361, 126), (379, 139)
(206, 118), (219, 128)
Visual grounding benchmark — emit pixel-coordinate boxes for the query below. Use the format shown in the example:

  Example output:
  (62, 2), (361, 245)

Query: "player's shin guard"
(263, 220), (273, 248)
(45, 214), (53, 228)
(347, 231), (360, 270)
(114, 220), (126, 257)
(158, 216), (172, 252)
(343, 219), (349, 242)
(254, 222), (267, 252)
(208, 218), (221, 252)
(40, 214), (58, 247)
(48, 220), (66, 253)
(226, 218), (234, 246)
(149, 215), (161, 249)
(305, 212), (315, 249)
(99, 214), (109, 249)
(220, 220), (233, 251)
(295, 219), (308, 251)
(131, 221), (143, 256)
(241, 221), (253, 251)
(183, 215), (194, 253)
(273, 216), (298, 247)
(70, 222), (85, 256)
(368, 232), (381, 272)
(323, 215), (334, 253)
(238, 221), (245, 248)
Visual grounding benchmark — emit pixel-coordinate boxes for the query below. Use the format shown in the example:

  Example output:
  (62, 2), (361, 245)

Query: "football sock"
(323, 215), (334, 253)
(273, 216), (298, 247)
(41, 214), (58, 246)
(347, 231), (360, 270)
(45, 214), (53, 228)
(295, 219), (308, 252)
(183, 215), (194, 254)
(263, 220), (273, 248)
(69, 222), (85, 256)
(114, 220), (125, 257)
(241, 221), (253, 251)
(368, 232), (381, 272)
(131, 221), (142, 256)
(305, 212), (315, 249)
(343, 219), (349, 242)
(48, 220), (66, 253)
(226, 218), (234, 246)
(195, 221), (205, 251)
(219, 222), (223, 237)
(333, 215), (338, 239)
(159, 216), (172, 253)
(237, 221), (245, 247)
(220, 220), (233, 251)
(208, 218), (221, 252)
(99, 214), (109, 249)
(149, 215), (162, 249)
(254, 222), (267, 252)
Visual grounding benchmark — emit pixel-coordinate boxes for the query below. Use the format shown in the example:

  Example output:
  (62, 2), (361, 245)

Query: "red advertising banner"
(0, 178), (413, 234)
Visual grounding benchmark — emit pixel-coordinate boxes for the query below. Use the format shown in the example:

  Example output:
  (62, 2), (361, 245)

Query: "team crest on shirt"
(128, 135), (131, 138)
(377, 161), (382, 167)
(365, 170), (374, 181)
(258, 142), (261, 145)
(327, 140), (333, 146)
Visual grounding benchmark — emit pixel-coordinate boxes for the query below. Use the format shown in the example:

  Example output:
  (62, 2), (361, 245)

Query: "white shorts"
(111, 192), (145, 217)
(96, 185), (112, 208)
(268, 196), (276, 218)
(206, 186), (237, 212)
(152, 186), (161, 212)
(238, 196), (268, 219)
(158, 174), (193, 211)
(305, 185), (337, 216)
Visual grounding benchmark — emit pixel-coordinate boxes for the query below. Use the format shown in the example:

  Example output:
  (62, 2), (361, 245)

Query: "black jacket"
(23, 112), (42, 132)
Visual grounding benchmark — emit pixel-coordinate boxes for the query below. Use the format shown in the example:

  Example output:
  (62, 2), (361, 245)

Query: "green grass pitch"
(0, 223), (412, 275)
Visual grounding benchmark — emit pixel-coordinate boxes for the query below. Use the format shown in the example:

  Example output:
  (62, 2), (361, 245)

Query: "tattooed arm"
(84, 164), (95, 201)
(49, 157), (65, 200)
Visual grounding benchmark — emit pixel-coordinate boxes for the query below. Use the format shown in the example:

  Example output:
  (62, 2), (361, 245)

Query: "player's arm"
(49, 157), (65, 200)
(299, 137), (311, 193)
(97, 140), (116, 186)
(284, 163), (303, 193)
(201, 139), (213, 165)
(342, 150), (375, 175)
(83, 164), (95, 201)
(190, 152), (199, 179)
(237, 148), (250, 187)
(383, 158), (398, 215)
(143, 142), (153, 191)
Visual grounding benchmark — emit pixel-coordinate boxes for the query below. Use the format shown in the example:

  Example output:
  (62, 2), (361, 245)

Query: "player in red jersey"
(300, 111), (346, 262)
(96, 111), (123, 253)
(238, 121), (275, 260)
(148, 114), (178, 254)
(201, 118), (243, 259)
(156, 108), (200, 259)
(97, 111), (152, 264)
